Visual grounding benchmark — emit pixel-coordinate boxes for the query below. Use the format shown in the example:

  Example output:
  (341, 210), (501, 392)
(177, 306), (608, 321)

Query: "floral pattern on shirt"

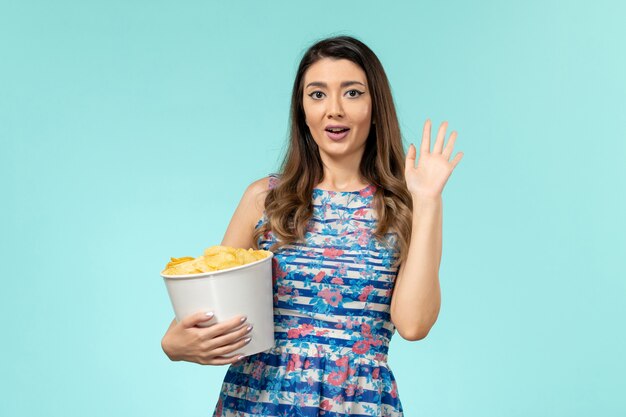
(213, 174), (403, 416)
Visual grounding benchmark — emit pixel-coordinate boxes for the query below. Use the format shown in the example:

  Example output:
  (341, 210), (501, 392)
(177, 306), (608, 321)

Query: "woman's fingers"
(206, 322), (253, 349)
(451, 151), (464, 169)
(204, 353), (244, 366)
(405, 143), (417, 171)
(173, 314), (253, 366)
(442, 130), (457, 160)
(209, 335), (252, 357)
(180, 311), (215, 329)
(433, 121), (448, 154)
(195, 315), (254, 364)
(421, 119), (432, 155)
(200, 315), (247, 339)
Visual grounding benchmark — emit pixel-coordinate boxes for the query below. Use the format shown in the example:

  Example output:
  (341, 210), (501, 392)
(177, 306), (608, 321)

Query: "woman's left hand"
(405, 119), (463, 200)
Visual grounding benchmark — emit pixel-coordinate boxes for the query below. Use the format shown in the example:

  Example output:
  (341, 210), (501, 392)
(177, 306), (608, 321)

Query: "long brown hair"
(252, 35), (413, 266)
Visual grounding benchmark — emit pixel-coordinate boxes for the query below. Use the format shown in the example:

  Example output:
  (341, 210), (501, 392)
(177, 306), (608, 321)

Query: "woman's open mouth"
(325, 127), (350, 141)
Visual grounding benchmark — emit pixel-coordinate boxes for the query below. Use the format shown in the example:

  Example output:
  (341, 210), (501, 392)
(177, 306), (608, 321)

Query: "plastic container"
(161, 253), (275, 357)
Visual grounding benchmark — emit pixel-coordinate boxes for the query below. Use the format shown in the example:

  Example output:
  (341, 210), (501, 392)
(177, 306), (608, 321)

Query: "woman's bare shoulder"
(245, 176), (270, 205)
(246, 176), (270, 194)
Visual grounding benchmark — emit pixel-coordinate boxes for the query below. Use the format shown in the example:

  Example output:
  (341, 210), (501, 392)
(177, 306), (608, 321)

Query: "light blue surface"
(1, 1), (624, 416)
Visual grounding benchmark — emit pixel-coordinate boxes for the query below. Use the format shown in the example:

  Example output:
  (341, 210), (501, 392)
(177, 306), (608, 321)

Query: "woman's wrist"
(161, 337), (178, 361)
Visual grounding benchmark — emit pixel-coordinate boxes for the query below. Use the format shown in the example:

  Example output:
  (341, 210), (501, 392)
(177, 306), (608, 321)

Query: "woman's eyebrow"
(305, 81), (366, 89)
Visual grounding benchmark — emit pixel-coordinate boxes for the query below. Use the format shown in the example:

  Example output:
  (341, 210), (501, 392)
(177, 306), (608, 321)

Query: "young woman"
(161, 35), (463, 416)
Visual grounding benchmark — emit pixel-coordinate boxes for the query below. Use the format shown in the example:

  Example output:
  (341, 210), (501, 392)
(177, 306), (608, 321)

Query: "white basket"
(161, 253), (275, 357)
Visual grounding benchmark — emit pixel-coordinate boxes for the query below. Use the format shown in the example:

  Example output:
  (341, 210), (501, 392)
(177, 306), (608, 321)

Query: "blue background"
(2, 1), (625, 415)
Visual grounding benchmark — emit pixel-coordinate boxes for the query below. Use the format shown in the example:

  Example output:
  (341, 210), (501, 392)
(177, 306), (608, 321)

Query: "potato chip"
(204, 245), (232, 257)
(162, 245), (271, 275)
(235, 250), (257, 265)
(165, 256), (195, 269)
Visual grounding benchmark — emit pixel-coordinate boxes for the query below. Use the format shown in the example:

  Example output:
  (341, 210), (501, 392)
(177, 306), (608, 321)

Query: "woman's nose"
(326, 95), (344, 118)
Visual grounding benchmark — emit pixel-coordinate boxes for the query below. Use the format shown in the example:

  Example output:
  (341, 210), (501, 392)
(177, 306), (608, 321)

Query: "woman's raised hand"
(405, 119), (463, 200)
(161, 311), (253, 365)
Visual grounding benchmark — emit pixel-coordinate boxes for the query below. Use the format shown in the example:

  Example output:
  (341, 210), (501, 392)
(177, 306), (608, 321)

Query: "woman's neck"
(316, 155), (368, 192)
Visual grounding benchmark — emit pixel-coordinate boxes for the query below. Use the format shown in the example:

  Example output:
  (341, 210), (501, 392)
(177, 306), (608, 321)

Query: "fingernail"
(240, 316), (247, 323)
(205, 312), (214, 317)
(244, 337), (251, 344)
(246, 324), (253, 332)
(237, 355), (245, 360)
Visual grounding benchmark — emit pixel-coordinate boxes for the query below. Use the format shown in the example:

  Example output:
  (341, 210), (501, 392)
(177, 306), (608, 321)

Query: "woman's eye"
(308, 90), (364, 100)
(346, 89), (364, 98)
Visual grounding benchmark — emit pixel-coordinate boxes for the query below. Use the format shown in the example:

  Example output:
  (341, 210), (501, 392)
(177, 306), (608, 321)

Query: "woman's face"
(302, 58), (372, 162)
